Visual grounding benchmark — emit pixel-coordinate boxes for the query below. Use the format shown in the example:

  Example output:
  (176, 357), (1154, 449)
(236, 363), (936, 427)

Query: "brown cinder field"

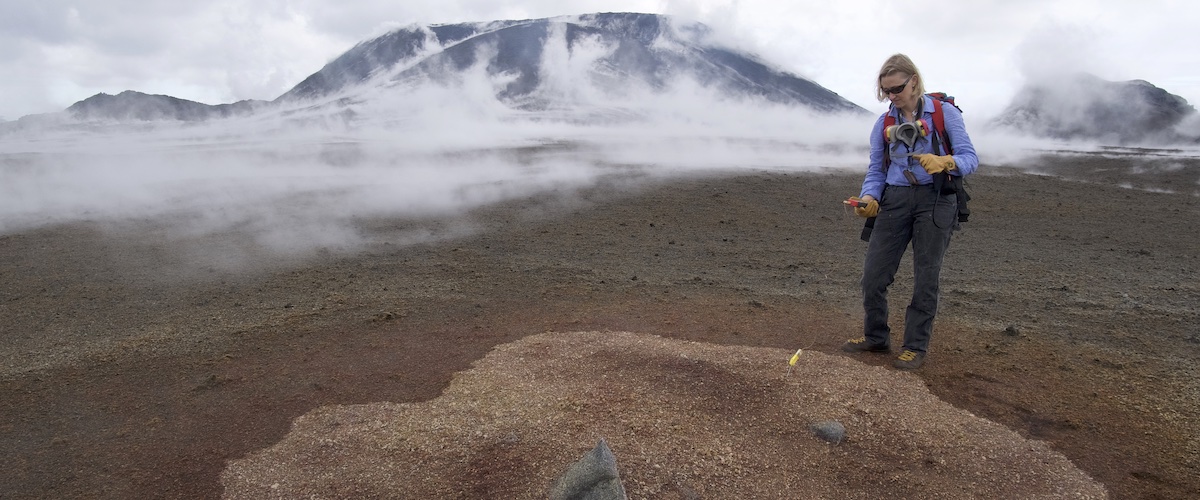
(2, 154), (1198, 498)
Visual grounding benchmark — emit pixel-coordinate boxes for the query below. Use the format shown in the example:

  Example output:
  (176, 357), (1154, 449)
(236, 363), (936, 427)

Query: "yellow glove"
(912, 154), (956, 174)
(849, 196), (878, 218)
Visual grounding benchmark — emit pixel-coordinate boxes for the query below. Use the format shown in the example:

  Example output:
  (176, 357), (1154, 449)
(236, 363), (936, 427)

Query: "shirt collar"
(890, 94), (931, 121)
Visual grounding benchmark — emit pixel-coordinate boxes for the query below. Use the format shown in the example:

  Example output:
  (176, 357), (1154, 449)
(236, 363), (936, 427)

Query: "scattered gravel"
(222, 331), (1106, 499)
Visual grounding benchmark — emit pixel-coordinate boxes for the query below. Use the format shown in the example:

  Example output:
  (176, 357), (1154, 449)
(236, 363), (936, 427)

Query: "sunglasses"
(882, 75), (913, 96)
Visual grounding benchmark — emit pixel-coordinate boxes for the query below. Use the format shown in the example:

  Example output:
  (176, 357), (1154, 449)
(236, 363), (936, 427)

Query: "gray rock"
(549, 438), (628, 500)
(811, 420), (846, 444)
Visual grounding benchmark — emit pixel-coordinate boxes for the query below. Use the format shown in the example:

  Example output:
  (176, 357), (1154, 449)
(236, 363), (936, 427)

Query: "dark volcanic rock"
(548, 438), (627, 500)
(989, 73), (1196, 144)
(811, 420), (846, 444)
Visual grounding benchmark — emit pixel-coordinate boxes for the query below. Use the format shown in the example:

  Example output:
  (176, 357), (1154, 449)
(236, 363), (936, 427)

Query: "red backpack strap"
(931, 98), (944, 136)
(881, 113), (897, 167)
(930, 95), (953, 155)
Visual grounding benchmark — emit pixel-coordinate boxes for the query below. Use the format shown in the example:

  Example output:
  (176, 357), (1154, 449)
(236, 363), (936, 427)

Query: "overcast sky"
(2, 0), (1198, 121)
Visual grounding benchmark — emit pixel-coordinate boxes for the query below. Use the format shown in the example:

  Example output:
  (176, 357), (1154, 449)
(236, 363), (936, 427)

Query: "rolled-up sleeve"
(860, 114), (888, 199)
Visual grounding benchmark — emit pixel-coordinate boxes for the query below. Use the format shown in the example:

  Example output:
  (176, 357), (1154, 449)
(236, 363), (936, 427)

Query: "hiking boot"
(841, 337), (890, 353)
(893, 350), (926, 370)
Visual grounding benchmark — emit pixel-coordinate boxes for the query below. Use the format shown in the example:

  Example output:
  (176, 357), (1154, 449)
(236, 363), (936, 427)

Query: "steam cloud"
(0, 26), (877, 272)
(3, 19), (1195, 274)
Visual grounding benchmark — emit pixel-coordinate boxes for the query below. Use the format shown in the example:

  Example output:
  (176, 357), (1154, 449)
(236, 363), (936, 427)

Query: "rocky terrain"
(1, 152), (1199, 498)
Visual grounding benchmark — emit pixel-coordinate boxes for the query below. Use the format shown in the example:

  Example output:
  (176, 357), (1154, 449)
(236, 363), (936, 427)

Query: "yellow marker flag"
(788, 349), (803, 366)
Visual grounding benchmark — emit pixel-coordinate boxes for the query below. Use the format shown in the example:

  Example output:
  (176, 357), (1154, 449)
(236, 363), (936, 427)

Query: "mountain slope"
(989, 73), (1195, 143)
(34, 12), (868, 125)
(65, 91), (268, 122)
(277, 12), (865, 114)
(277, 22), (487, 103)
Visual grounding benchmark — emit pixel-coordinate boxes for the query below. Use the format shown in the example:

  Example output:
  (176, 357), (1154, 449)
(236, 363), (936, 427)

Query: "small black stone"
(811, 420), (846, 444)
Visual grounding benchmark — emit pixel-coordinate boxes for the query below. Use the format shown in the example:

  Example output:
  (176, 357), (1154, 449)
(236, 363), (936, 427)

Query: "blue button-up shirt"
(859, 94), (979, 200)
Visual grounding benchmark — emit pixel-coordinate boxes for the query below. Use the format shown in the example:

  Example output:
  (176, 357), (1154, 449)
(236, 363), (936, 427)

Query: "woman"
(842, 53), (978, 370)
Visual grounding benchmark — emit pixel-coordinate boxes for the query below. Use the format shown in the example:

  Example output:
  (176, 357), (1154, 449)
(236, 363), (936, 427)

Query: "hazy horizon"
(3, 23), (1198, 274)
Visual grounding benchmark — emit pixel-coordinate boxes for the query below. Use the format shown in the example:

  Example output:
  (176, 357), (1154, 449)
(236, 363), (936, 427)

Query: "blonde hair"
(875, 53), (926, 102)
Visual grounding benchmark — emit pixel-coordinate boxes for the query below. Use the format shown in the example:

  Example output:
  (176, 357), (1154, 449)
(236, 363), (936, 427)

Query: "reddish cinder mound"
(222, 331), (1105, 499)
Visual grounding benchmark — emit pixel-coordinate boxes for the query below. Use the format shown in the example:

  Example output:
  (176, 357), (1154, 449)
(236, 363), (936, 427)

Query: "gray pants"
(862, 184), (957, 353)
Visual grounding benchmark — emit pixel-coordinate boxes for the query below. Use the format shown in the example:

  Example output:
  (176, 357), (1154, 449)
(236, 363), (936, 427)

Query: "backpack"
(860, 92), (971, 242)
